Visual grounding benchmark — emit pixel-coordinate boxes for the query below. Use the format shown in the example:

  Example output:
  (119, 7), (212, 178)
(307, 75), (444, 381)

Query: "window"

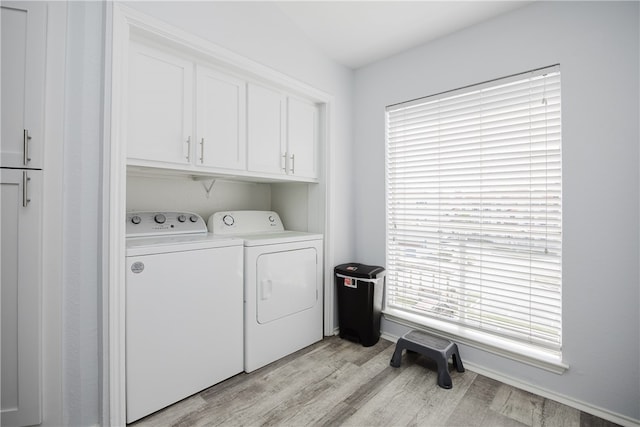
(385, 66), (562, 366)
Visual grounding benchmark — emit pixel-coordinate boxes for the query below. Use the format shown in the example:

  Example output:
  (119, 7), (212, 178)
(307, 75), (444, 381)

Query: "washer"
(125, 211), (243, 423)
(209, 210), (323, 373)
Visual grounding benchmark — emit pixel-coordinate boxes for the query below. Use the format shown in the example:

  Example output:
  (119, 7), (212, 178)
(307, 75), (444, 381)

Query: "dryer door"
(256, 247), (318, 324)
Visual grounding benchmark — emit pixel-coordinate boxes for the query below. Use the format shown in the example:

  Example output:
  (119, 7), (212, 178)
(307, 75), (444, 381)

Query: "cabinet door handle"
(200, 138), (205, 163)
(23, 129), (32, 165)
(186, 136), (191, 161)
(290, 153), (295, 174)
(22, 171), (31, 207)
(281, 153), (287, 171)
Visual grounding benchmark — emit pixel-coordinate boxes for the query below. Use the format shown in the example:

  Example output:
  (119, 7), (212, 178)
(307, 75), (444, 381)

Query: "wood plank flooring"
(131, 336), (620, 427)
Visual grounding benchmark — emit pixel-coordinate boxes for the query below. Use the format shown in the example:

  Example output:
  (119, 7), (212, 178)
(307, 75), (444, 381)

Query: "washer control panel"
(126, 211), (207, 237)
(208, 211), (285, 235)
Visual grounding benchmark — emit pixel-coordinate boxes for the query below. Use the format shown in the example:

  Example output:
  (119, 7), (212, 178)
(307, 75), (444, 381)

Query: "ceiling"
(275, 1), (532, 69)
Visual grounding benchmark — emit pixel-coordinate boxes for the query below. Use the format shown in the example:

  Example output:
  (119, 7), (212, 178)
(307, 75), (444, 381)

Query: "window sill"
(383, 308), (569, 375)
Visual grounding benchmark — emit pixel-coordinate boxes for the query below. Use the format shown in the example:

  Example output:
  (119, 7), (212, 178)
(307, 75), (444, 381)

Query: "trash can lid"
(335, 263), (385, 279)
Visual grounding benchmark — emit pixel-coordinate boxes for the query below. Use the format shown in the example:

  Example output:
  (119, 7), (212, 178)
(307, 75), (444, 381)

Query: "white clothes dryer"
(125, 212), (244, 423)
(209, 211), (323, 373)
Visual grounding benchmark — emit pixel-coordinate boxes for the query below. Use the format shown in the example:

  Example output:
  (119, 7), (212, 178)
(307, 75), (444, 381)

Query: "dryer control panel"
(126, 211), (207, 237)
(208, 211), (285, 235)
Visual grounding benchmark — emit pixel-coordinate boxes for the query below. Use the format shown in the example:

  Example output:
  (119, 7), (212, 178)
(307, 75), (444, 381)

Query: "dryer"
(209, 211), (323, 372)
(125, 212), (244, 423)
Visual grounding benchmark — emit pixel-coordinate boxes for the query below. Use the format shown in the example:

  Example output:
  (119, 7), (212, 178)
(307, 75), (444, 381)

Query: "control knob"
(177, 214), (186, 222)
(189, 215), (199, 223)
(154, 213), (166, 224)
(131, 215), (141, 225)
(222, 214), (235, 226)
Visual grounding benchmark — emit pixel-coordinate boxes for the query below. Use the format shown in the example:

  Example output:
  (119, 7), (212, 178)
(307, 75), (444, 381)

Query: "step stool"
(390, 330), (465, 389)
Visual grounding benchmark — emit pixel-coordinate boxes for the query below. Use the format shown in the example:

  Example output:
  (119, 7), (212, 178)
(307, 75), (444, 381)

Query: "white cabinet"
(128, 42), (248, 173)
(1, 169), (42, 427)
(287, 97), (319, 179)
(196, 65), (246, 171)
(1, 3), (45, 426)
(1, 2), (47, 169)
(247, 83), (286, 175)
(127, 41), (193, 165)
(247, 83), (319, 180)
(127, 41), (321, 181)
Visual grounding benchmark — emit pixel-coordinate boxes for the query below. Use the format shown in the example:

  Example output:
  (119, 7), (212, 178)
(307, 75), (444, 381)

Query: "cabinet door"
(1, 2), (47, 169)
(196, 66), (246, 170)
(247, 83), (286, 175)
(1, 169), (42, 427)
(127, 42), (193, 165)
(287, 97), (319, 179)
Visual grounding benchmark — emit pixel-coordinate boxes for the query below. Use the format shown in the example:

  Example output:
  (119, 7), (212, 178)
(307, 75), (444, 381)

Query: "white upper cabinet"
(127, 39), (322, 182)
(127, 41), (193, 165)
(247, 83), (320, 180)
(287, 97), (319, 180)
(247, 83), (286, 175)
(1, 2), (47, 169)
(196, 65), (246, 171)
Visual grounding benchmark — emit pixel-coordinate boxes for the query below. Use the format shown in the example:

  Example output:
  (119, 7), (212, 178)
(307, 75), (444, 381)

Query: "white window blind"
(385, 66), (562, 359)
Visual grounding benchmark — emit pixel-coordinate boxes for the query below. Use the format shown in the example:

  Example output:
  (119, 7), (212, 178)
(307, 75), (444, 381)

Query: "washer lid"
(126, 233), (243, 256)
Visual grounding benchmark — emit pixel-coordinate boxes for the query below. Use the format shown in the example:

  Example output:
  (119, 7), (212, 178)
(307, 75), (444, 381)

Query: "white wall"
(126, 176), (272, 220)
(61, 2), (104, 425)
(41, 3), (67, 426)
(353, 1), (639, 422)
(271, 182), (312, 232)
(59, 1), (355, 424)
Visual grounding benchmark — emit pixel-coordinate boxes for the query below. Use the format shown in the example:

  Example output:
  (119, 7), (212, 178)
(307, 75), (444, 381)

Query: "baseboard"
(465, 362), (639, 427)
(380, 332), (399, 343)
(379, 332), (639, 427)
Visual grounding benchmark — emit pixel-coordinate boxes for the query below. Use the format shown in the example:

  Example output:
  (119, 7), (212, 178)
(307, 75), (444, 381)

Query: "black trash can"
(335, 263), (385, 347)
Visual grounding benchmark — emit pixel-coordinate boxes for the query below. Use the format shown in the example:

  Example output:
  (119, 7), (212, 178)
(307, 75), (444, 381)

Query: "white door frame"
(103, 4), (336, 425)
(42, 3), (68, 426)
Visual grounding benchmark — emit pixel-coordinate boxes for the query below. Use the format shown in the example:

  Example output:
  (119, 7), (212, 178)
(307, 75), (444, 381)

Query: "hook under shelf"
(191, 176), (216, 198)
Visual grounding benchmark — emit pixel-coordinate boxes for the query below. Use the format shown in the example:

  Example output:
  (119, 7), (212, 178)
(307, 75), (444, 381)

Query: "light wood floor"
(131, 336), (619, 427)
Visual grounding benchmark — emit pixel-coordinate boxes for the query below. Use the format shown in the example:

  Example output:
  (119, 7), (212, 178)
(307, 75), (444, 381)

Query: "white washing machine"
(208, 210), (323, 373)
(125, 211), (244, 423)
